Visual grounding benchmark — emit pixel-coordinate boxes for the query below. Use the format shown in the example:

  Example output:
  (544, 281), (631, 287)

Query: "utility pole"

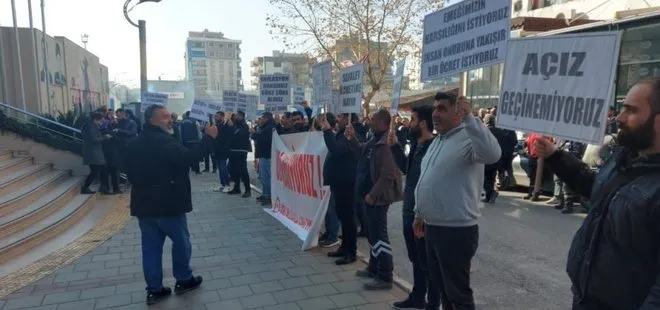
(11, 0), (27, 114)
(28, 0), (43, 114)
(41, 0), (52, 115)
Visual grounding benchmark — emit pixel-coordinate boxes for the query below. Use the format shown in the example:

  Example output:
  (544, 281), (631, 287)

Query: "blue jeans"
(138, 215), (193, 292)
(258, 158), (271, 198)
(325, 193), (340, 242)
(217, 158), (230, 186)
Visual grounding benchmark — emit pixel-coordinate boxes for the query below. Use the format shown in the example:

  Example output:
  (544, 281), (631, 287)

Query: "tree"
(267, 0), (442, 114)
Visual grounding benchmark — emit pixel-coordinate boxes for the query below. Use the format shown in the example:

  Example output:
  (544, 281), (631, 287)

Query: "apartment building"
(249, 50), (315, 90)
(185, 29), (243, 93)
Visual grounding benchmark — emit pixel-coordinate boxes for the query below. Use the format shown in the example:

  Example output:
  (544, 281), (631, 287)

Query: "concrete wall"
(0, 27), (109, 117)
(0, 132), (87, 176)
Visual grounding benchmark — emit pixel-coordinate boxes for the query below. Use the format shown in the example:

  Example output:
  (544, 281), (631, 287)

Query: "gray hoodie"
(414, 115), (501, 227)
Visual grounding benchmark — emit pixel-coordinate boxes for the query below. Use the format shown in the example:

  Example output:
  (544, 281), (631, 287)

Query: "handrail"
(0, 102), (81, 133)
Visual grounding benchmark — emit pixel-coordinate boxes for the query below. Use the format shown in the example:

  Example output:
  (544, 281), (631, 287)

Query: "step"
(0, 164), (52, 197)
(0, 176), (82, 238)
(0, 157), (33, 178)
(0, 151), (13, 162)
(0, 170), (73, 219)
(0, 192), (96, 263)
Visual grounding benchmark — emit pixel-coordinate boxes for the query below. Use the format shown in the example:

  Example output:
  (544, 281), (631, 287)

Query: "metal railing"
(0, 102), (83, 143)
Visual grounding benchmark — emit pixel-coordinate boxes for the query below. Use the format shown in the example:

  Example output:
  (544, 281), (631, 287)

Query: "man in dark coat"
(180, 111), (202, 174)
(251, 112), (275, 205)
(227, 110), (252, 197)
(534, 79), (660, 310)
(318, 113), (358, 265)
(81, 112), (111, 194)
(125, 105), (216, 305)
(213, 111), (232, 192)
(100, 115), (121, 194)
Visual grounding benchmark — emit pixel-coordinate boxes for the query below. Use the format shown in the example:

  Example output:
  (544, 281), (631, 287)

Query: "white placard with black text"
(260, 74), (291, 113)
(339, 63), (364, 115)
(421, 0), (510, 81)
(390, 59), (406, 115)
(312, 60), (333, 107)
(496, 31), (622, 144)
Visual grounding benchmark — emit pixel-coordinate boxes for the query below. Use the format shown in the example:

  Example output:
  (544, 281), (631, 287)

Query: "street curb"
(249, 182), (413, 294)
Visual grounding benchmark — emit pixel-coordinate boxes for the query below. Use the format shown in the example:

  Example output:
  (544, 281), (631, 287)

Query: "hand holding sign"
(318, 115), (331, 131)
(457, 96), (472, 120)
(533, 136), (558, 159)
(205, 125), (218, 138)
(387, 129), (398, 146)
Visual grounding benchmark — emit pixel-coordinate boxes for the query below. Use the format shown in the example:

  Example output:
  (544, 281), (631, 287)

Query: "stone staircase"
(0, 150), (96, 264)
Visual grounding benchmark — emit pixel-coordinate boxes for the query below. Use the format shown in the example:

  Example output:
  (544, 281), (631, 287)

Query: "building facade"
(249, 50), (315, 90)
(185, 30), (242, 93)
(0, 27), (109, 116)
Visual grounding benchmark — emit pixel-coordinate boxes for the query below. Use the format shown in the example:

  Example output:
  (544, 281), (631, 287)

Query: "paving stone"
(302, 283), (339, 297)
(91, 254), (121, 262)
(296, 296), (337, 309)
(217, 285), (254, 300)
(41, 291), (81, 305)
(239, 293), (278, 308)
(308, 273), (341, 284)
(229, 274), (262, 286)
(93, 292), (132, 309)
(249, 281), (284, 294)
(205, 299), (243, 310)
(79, 286), (116, 300)
(72, 262), (105, 272)
(3, 295), (44, 309)
(258, 270), (289, 281)
(285, 266), (317, 277)
(210, 267), (241, 279)
(55, 299), (96, 310)
(87, 267), (119, 279)
(329, 292), (369, 307)
(278, 276), (313, 289)
(271, 288), (308, 303)
(53, 272), (88, 283)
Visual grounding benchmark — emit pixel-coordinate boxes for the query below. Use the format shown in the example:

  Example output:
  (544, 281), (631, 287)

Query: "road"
(238, 152), (584, 309)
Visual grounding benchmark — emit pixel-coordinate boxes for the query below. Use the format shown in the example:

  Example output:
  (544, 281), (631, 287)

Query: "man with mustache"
(125, 105), (217, 305)
(535, 78), (660, 309)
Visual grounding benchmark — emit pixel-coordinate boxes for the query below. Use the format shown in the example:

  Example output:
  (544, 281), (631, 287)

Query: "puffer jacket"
(547, 147), (660, 310)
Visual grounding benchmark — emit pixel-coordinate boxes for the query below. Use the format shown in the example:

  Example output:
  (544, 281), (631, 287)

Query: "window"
(209, 52), (215, 57)
(465, 63), (502, 109)
(528, 0), (571, 11)
(209, 42), (214, 46)
(616, 24), (660, 99)
(192, 41), (204, 48)
(274, 61), (282, 68)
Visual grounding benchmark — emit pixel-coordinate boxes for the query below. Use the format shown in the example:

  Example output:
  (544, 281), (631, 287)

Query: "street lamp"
(122, 0), (162, 119)
(81, 34), (89, 49)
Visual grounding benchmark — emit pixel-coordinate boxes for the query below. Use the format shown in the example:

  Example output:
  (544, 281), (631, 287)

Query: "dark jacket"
(322, 128), (357, 186)
(276, 124), (297, 135)
(486, 124), (509, 170)
(229, 121), (252, 152)
(125, 124), (212, 217)
(348, 133), (403, 205)
(81, 120), (107, 166)
(500, 129), (518, 157)
(180, 118), (200, 143)
(100, 122), (121, 167)
(396, 126), (409, 148)
(547, 147), (660, 310)
(392, 137), (433, 216)
(252, 119), (275, 159)
(213, 122), (232, 160)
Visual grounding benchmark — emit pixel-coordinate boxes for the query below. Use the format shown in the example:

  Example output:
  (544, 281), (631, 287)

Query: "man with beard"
(391, 105), (439, 309)
(534, 79), (660, 310)
(414, 93), (501, 310)
(346, 109), (403, 290)
(292, 111), (309, 132)
(276, 112), (296, 135)
(125, 105), (215, 305)
(251, 112), (275, 205)
(227, 111), (252, 197)
(318, 113), (358, 265)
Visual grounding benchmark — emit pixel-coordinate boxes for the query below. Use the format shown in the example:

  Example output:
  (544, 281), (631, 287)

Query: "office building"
(250, 50), (315, 90)
(185, 29), (242, 93)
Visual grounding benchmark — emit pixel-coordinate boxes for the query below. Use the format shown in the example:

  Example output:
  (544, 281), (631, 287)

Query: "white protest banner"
(340, 63), (364, 115)
(266, 131), (329, 250)
(205, 101), (223, 118)
(141, 92), (168, 112)
(293, 87), (305, 106)
(421, 0), (510, 81)
(391, 59), (406, 115)
(497, 31), (622, 144)
(237, 92), (248, 113)
(312, 60), (332, 106)
(260, 74), (291, 113)
(190, 100), (209, 122)
(223, 90), (238, 113)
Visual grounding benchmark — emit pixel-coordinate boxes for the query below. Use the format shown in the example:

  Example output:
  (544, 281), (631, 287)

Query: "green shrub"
(0, 110), (82, 156)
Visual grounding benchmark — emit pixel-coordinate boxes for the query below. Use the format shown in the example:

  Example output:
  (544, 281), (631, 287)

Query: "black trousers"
(183, 142), (201, 173)
(353, 182), (368, 234)
(331, 182), (357, 255)
(365, 203), (393, 282)
(83, 164), (108, 190)
(483, 167), (498, 200)
(426, 224), (479, 310)
(498, 154), (514, 187)
(101, 165), (120, 192)
(527, 157), (539, 195)
(229, 151), (250, 192)
(403, 214), (439, 304)
(203, 153), (216, 171)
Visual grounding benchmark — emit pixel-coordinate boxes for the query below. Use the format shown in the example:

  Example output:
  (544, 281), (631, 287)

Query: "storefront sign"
(497, 31), (622, 144)
(421, 0), (510, 81)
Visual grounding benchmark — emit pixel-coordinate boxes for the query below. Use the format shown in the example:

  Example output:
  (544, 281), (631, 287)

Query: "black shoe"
(355, 269), (375, 278)
(357, 230), (368, 238)
(174, 275), (203, 295)
(487, 191), (499, 203)
(256, 196), (266, 201)
(327, 248), (345, 257)
(261, 198), (272, 206)
(242, 191), (251, 198)
(146, 287), (171, 305)
(561, 206), (575, 214)
(81, 188), (96, 195)
(320, 239), (341, 248)
(364, 278), (393, 290)
(392, 297), (426, 309)
(554, 203), (565, 210)
(318, 232), (328, 242)
(335, 254), (357, 265)
(227, 189), (241, 195)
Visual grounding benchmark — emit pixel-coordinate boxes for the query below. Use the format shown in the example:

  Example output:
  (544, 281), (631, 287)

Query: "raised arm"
(460, 115), (501, 164)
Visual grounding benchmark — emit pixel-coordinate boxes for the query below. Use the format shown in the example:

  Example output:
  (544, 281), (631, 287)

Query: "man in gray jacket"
(413, 93), (501, 310)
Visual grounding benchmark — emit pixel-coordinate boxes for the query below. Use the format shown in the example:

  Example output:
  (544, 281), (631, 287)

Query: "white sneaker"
(222, 186), (232, 193)
(213, 186), (223, 192)
(546, 197), (561, 205)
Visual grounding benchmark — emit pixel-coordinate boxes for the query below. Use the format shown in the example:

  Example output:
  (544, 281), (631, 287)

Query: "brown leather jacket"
(348, 132), (403, 206)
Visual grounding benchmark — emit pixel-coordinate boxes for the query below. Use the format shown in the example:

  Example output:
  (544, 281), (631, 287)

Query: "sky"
(0, 0), (283, 88)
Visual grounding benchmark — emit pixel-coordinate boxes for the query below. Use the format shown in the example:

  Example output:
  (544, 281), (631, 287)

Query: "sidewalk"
(0, 171), (407, 310)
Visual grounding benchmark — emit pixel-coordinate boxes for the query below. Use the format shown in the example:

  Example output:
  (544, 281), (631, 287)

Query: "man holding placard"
(414, 93), (501, 309)
(534, 79), (660, 310)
